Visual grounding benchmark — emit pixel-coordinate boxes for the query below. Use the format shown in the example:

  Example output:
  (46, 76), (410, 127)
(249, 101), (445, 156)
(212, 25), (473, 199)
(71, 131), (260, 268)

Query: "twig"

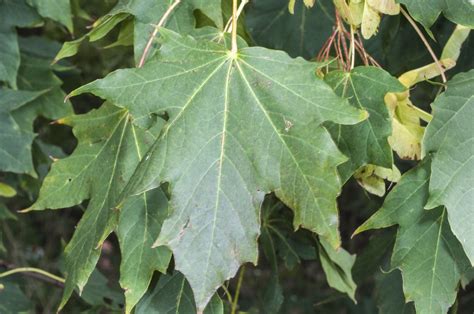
(400, 7), (446, 83)
(230, 266), (245, 314)
(0, 267), (65, 287)
(138, 0), (181, 68)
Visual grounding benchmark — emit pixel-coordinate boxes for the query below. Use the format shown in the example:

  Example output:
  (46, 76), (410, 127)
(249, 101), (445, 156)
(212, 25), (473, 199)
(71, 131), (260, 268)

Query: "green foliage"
(0, 0), (473, 313)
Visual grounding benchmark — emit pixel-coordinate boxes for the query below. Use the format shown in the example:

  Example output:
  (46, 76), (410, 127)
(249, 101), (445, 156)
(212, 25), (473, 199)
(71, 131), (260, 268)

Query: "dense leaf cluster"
(0, 0), (473, 313)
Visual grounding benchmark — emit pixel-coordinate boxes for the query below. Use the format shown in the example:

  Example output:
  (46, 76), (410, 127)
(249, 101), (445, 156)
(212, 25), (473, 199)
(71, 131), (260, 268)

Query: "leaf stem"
(0, 267), (65, 284)
(350, 25), (355, 70)
(230, 265), (245, 314)
(138, 0), (181, 68)
(231, 0), (238, 55)
(400, 7), (446, 83)
(224, 0), (249, 33)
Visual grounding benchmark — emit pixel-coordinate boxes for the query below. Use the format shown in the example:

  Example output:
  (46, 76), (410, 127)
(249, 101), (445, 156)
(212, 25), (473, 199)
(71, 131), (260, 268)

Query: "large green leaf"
(423, 70), (474, 265)
(356, 161), (471, 314)
(325, 66), (405, 181)
(27, 0), (73, 32)
(246, 0), (334, 59)
(135, 272), (223, 314)
(27, 103), (167, 310)
(71, 29), (366, 310)
(0, 280), (33, 313)
(117, 188), (172, 313)
(399, 0), (474, 29)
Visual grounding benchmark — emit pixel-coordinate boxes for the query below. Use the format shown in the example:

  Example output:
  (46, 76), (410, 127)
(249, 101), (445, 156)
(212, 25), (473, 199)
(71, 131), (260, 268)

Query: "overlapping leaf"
(325, 66), (405, 182)
(423, 70), (474, 265)
(136, 272), (223, 314)
(27, 0), (73, 32)
(399, 0), (474, 29)
(27, 103), (169, 311)
(117, 188), (171, 313)
(355, 161), (471, 314)
(70, 29), (366, 309)
(0, 0), (42, 87)
(55, 0), (222, 63)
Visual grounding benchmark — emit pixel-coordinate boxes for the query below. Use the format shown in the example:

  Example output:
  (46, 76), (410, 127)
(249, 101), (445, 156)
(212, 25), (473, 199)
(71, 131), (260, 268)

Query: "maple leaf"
(423, 69), (474, 266)
(70, 29), (367, 309)
(325, 66), (405, 182)
(355, 160), (471, 314)
(27, 103), (170, 312)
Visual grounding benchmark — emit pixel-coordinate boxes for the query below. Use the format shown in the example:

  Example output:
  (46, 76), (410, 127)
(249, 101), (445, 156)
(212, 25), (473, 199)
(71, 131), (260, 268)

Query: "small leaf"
(354, 164), (400, 196)
(367, 0), (400, 15)
(318, 237), (357, 302)
(361, 0), (381, 39)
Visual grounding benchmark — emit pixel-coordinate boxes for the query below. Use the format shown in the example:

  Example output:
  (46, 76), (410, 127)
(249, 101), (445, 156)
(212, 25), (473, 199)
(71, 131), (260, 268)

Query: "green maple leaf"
(70, 29), (367, 309)
(27, 103), (169, 311)
(0, 89), (44, 175)
(325, 66), (405, 182)
(27, 0), (73, 32)
(136, 272), (223, 314)
(355, 160), (471, 314)
(117, 187), (172, 313)
(399, 0), (474, 29)
(423, 70), (474, 266)
(246, 0), (334, 59)
(55, 0), (222, 63)
(317, 237), (357, 302)
(0, 52), (73, 176)
(0, 0), (42, 88)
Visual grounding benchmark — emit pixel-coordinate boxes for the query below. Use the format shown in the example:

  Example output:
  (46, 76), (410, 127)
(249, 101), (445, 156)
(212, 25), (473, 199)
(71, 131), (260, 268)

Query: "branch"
(138, 0), (181, 68)
(400, 7), (447, 83)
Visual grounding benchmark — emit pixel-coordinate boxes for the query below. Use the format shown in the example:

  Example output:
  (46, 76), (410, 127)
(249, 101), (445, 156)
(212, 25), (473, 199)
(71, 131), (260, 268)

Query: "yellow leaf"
(304, 0), (316, 8)
(334, 0), (363, 25)
(441, 25), (471, 61)
(361, 1), (380, 39)
(367, 0), (399, 15)
(0, 182), (16, 198)
(354, 164), (400, 196)
(288, 0), (296, 14)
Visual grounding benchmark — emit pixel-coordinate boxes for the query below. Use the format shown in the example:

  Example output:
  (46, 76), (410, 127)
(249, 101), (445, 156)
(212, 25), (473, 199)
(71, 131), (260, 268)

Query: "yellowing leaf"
(398, 59), (456, 88)
(333, 0), (363, 26)
(361, 0), (380, 39)
(0, 182), (16, 198)
(354, 164), (400, 196)
(441, 25), (471, 61)
(367, 0), (399, 15)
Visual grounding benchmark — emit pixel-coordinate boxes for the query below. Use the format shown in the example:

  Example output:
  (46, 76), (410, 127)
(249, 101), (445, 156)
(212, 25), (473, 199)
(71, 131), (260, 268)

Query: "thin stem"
(221, 283), (233, 304)
(225, 0), (249, 33)
(350, 25), (355, 70)
(400, 7), (446, 83)
(231, 0), (238, 54)
(230, 266), (245, 314)
(138, 0), (181, 68)
(0, 267), (65, 284)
